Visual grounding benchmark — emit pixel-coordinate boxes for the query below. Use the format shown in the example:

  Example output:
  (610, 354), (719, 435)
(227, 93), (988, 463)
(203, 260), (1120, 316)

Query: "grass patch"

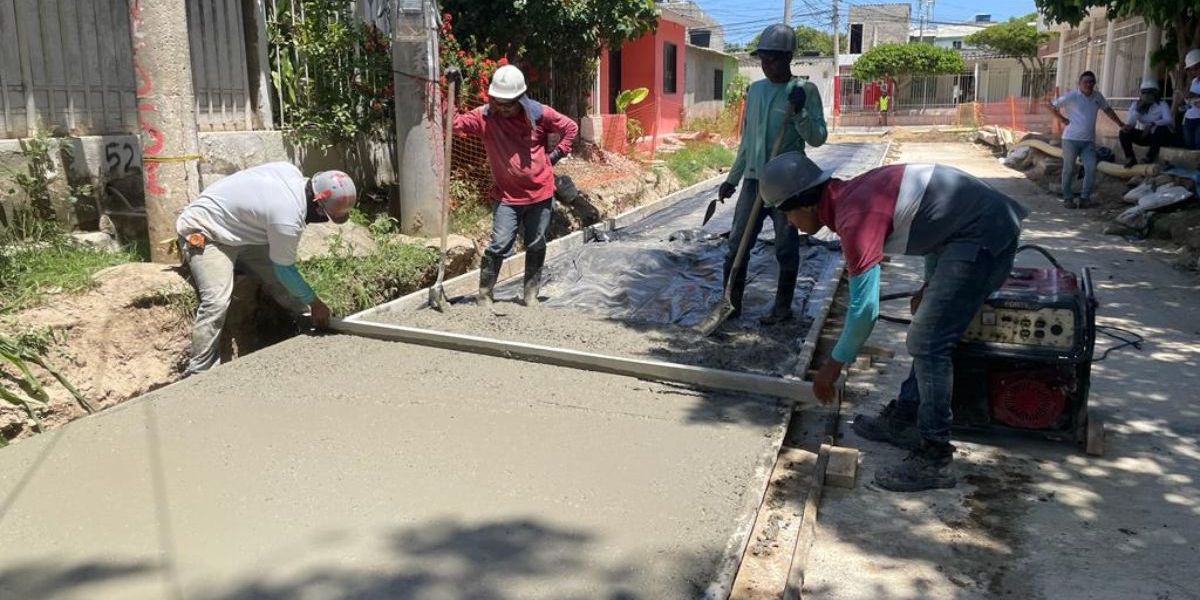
(0, 240), (136, 314)
(299, 215), (438, 315)
(662, 141), (735, 187)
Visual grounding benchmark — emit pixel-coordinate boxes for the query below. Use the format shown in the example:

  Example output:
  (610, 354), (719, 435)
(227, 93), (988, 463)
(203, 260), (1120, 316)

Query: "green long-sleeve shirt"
(726, 78), (827, 184)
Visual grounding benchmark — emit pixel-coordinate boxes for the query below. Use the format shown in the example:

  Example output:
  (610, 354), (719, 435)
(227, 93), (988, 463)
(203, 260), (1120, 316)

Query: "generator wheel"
(1085, 412), (1105, 457)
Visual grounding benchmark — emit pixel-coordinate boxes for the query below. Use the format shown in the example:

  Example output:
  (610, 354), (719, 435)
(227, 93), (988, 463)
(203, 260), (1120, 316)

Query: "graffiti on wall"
(128, 0), (167, 195)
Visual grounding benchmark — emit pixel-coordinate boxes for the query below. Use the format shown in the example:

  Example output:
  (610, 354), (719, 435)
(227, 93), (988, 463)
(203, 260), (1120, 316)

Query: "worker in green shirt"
(718, 23), (828, 325)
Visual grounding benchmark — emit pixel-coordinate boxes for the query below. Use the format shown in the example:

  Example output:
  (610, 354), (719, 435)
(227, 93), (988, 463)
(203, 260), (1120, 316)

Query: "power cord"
(1093, 325), (1145, 362)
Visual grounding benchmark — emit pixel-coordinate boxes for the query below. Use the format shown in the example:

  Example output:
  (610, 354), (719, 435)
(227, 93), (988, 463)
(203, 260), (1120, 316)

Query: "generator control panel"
(959, 266), (1083, 352)
(962, 307), (1076, 348)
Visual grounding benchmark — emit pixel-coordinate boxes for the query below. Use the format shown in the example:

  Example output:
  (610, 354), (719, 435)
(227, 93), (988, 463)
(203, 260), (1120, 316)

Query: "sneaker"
(851, 400), (921, 450)
(1124, 157), (1138, 169)
(874, 441), (957, 492)
(1064, 197), (1079, 209)
(1078, 197), (1094, 208)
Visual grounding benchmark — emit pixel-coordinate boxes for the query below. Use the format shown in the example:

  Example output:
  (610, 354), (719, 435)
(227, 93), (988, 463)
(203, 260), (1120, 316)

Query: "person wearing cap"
(175, 163), (356, 375)
(448, 64), (578, 308)
(1046, 71), (1126, 208)
(756, 151), (1028, 492)
(1182, 49), (1200, 150)
(1119, 80), (1172, 167)
(717, 23), (827, 326)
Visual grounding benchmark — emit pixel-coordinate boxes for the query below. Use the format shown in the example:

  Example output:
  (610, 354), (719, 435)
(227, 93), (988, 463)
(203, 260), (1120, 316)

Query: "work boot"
(478, 254), (501, 308)
(523, 249), (546, 307)
(759, 269), (797, 326)
(852, 400), (921, 450)
(874, 440), (957, 492)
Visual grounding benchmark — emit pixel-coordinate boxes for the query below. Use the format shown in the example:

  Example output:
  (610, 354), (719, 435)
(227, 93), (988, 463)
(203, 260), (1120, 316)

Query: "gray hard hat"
(759, 151), (836, 209)
(751, 24), (796, 56)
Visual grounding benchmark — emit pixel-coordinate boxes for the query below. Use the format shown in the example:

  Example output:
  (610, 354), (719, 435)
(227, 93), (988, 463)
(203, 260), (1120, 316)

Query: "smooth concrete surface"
(0, 335), (788, 600)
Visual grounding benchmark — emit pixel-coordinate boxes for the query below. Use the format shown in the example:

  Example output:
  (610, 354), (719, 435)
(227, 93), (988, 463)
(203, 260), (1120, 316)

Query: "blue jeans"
(723, 179), (801, 309)
(485, 198), (553, 259)
(1183, 118), (1200, 150)
(1060, 139), (1097, 202)
(894, 240), (1018, 444)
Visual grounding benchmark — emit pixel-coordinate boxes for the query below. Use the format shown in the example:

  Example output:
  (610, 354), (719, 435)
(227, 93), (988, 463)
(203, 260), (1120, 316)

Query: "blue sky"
(691, 0), (1039, 44)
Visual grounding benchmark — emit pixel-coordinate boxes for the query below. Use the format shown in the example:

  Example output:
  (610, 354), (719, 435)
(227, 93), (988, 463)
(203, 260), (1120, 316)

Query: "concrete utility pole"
(783, 0), (791, 24)
(832, 0), (839, 116)
(392, 0), (443, 235)
(128, 0), (202, 264)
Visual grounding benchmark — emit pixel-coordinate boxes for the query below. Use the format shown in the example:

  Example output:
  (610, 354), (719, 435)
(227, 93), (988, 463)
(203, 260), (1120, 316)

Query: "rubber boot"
(851, 399), (921, 450)
(523, 249), (546, 307)
(759, 269), (797, 326)
(478, 254), (501, 308)
(874, 440), (957, 492)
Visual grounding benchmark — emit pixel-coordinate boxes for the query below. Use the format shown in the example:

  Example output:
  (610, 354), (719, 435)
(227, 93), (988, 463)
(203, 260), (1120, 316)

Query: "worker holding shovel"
(756, 152), (1028, 492)
(175, 165), (357, 375)
(447, 64), (578, 308)
(716, 23), (827, 326)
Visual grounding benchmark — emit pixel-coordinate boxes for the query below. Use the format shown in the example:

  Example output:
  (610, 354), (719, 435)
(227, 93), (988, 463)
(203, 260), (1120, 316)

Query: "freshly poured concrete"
(0, 334), (787, 600)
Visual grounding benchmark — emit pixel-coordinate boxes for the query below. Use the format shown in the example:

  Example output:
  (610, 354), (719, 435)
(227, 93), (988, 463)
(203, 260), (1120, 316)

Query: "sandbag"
(1123, 181), (1155, 204)
(1136, 185), (1193, 211)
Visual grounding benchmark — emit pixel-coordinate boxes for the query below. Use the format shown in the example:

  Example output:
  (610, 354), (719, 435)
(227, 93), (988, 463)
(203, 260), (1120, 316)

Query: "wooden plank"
(331, 318), (820, 407)
(825, 446), (859, 489)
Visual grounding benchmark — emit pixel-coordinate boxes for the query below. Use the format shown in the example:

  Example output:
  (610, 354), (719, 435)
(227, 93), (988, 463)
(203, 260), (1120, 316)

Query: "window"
(663, 42), (678, 94)
(713, 70), (724, 101)
(849, 23), (863, 54)
(952, 40), (963, 49)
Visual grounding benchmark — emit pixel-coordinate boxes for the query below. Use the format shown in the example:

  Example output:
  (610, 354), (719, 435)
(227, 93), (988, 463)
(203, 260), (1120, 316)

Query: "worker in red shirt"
(758, 151), (1028, 492)
(448, 65), (579, 307)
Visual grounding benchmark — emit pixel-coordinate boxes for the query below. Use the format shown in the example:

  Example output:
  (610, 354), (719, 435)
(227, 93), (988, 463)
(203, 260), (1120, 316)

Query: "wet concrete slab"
(0, 335), (787, 600)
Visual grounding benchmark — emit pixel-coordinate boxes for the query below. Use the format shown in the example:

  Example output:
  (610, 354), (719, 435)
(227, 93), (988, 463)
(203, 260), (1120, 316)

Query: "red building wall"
(597, 16), (686, 138)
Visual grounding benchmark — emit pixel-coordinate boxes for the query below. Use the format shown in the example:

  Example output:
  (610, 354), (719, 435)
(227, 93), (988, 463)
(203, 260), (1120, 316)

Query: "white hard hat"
(1140, 78), (1159, 91)
(1187, 48), (1200, 70)
(488, 65), (527, 100)
(311, 170), (357, 216)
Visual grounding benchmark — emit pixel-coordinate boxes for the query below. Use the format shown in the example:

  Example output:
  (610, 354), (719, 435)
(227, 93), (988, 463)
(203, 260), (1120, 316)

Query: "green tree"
(440, 0), (658, 117)
(1034, 0), (1198, 113)
(746, 25), (847, 56)
(852, 42), (965, 82)
(966, 13), (1056, 96)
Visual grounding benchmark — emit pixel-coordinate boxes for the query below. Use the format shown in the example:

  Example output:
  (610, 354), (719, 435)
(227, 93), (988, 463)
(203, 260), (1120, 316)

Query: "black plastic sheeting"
(496, 143), (889, 329)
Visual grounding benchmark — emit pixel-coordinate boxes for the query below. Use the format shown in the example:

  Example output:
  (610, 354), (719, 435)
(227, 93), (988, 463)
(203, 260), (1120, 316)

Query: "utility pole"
(832, 0), (840, 118)
(128, 0), (202, 263)
(783, 0), (791, 24)
(392, 0), (443, 235)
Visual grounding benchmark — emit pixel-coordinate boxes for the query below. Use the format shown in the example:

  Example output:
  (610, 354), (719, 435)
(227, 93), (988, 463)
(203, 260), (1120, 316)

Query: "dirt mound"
(2, 262), (193, 441)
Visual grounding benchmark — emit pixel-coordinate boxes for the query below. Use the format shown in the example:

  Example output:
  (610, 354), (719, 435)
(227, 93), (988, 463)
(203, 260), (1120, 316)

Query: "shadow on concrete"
(0, 559), (159, 599)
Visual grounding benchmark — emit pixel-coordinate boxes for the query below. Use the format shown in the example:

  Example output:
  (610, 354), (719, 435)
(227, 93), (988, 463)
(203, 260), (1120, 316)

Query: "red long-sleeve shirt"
(453, 100), (578, 205)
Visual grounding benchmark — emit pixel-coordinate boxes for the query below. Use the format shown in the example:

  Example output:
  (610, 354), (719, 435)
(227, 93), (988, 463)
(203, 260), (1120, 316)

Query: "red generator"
(950, 246), (1104, 455)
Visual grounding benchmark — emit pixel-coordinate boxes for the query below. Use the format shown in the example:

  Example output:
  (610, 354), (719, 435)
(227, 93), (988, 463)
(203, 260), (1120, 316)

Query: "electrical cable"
(1093, 325), (1145, 362)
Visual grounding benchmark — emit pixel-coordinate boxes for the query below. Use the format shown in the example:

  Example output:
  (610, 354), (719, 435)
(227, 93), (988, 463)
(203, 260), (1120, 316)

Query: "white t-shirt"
(1126, 99), (1172, 130)
(1053, 89), (1111, 142)
(176, 162), (309, 265)
(1186, 77), (1200, 120)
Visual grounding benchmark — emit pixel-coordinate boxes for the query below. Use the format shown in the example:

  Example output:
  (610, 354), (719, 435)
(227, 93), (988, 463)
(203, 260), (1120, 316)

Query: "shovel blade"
(696, 298), (736, 337)
(428, 286), (450, 312)
(702, 199), (719, 226)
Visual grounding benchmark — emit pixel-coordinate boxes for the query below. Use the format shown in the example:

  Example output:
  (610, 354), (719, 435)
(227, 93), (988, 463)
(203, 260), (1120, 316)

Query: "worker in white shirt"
(1182, 49), (1200, 150)
(1119, 79), (1173, 168)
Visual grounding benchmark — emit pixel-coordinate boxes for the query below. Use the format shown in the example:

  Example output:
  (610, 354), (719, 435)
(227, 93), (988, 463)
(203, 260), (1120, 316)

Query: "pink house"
(597, 14), (687, 150)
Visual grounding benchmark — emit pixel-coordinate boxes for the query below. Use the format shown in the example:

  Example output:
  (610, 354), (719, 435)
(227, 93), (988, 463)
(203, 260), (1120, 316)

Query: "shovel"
(697, 99), (794, 337)
(429, 79), (456, 312)
(701, 195), (722, 226)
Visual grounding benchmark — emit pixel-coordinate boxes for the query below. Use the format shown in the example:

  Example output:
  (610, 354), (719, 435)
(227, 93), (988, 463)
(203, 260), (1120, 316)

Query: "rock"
(296, 222), (379, 261)
(430, 234), (478, 275)
(70, 231), (120, 252)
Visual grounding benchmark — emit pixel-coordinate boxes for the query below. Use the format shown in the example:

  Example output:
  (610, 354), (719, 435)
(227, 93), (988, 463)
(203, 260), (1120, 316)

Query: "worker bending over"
(449, 64), (578, 307)
(757, 152), (1028, 492)
(717, 23), (827, 325)
(176, 163), (357, 375)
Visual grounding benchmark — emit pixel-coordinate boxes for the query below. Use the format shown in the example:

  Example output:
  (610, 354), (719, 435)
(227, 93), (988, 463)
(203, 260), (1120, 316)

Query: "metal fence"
(186, 0), (255, 131)
(0, 0), (138, 138)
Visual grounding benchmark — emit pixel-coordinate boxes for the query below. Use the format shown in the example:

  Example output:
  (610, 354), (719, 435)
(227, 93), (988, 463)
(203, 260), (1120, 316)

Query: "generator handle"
(1081, 266), (1098, 360)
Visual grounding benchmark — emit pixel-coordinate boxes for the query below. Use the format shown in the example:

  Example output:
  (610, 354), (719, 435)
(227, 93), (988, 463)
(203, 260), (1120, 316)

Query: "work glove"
(788, 85), (807, 114)
(548, 148), (564, 165)
(718, 182), (737, 201)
